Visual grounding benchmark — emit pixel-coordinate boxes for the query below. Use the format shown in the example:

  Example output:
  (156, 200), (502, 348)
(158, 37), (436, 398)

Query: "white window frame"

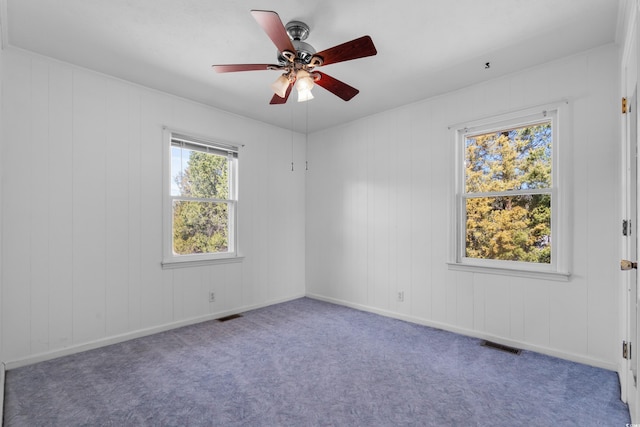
(162, 128), (241, 268)
(448, 102), (571, 281)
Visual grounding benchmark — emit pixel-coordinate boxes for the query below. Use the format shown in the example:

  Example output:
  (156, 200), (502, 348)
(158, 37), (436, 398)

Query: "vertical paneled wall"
(0, 45), (4, 362)
(306, 44), (620, 369)
(0, 48), (306, 364)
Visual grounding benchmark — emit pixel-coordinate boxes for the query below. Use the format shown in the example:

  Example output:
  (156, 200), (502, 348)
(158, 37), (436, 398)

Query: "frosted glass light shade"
(297, 88), (314, 102)
(295, 70), (315, 102)
(295, 70), (314, 91)
(270, 75), (290, 98)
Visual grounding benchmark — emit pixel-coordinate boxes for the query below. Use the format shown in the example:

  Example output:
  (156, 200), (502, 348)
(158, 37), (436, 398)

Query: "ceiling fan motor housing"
(277, 21), (316, 65)
(286, 21), (310, 41)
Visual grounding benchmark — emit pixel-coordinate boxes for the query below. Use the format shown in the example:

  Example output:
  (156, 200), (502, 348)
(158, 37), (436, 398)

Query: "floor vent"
(481, 340), (522, 355)
(217, 314), (243, 322)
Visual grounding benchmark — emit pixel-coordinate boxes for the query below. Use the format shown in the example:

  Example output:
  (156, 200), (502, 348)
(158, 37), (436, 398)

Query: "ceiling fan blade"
(269, 82), (293, 104)
(212, 64), (281, 73)
(314, 72), (359, 101)
(250, 10), (296, 56)
(314, 35), (377, 67)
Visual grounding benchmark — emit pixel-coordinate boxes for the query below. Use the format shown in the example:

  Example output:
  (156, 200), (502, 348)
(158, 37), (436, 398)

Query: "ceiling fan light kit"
(212, 10), (377, 104)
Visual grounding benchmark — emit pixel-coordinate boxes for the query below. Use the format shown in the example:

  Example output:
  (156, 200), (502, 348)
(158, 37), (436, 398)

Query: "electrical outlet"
(209, 291), (215, 302)
(397, 291), (404, 302)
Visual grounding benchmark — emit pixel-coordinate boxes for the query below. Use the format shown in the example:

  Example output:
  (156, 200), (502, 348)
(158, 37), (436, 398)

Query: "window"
(163, 130), (239, 267)
(450, 105), (570, 279)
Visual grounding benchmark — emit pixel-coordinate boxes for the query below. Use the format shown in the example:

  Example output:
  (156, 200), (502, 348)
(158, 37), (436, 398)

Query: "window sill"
(162, 255), (245, 269)
(447, 262), (571, 282)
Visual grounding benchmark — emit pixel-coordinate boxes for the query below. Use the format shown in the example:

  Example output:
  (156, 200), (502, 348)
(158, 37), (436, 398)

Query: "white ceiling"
(1, 0), (622, 133)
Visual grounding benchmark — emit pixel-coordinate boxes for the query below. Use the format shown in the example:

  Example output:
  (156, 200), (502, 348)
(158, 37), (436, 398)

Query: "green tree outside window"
(171, 145), (233, 255)
(464, 122), (552, 264)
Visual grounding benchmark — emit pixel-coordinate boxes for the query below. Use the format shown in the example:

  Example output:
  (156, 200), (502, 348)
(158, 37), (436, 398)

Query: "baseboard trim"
(1, 361), (5, 427)
(5, 292), (616, 373)
(4, 294), (305, 370)
(306, 293), (618, 372)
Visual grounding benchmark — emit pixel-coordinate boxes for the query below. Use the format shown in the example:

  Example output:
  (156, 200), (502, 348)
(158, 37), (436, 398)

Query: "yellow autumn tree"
(464, 123), (551, 263)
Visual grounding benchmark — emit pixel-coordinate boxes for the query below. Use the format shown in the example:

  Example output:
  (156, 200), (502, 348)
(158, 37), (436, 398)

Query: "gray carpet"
(3, 297), (630, 426)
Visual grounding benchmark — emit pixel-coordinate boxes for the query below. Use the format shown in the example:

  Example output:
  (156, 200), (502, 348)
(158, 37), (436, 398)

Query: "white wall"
(0, 48), (306, 366)
(306, 44), (621, 369)
(0, 42), (622, 371)
(0, 40), (4, 367)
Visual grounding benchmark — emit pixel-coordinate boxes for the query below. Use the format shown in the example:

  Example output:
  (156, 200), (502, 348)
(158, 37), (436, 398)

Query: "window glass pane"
(170, 146), (185, 196)
(465, 194), (551, 264)
(465, 122), (552, 193)
(171, 146), (230, 199)
(172, 200), (229, 255)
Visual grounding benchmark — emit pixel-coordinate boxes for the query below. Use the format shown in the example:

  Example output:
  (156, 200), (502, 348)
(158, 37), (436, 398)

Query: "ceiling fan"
(212, 10), (377, 104)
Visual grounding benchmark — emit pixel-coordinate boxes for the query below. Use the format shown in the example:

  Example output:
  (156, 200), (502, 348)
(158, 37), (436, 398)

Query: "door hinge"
(624, 341), (632, 359)
(623, 97), (628, 114)
(624, 219), (632, 236)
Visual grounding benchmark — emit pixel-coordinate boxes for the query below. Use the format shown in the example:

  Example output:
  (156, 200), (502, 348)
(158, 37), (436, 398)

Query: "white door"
(623, 19), (639, 421)
(628, 87), (638, 418)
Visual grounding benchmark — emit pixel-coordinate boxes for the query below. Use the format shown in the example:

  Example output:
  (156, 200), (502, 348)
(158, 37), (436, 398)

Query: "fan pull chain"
(291, 101), (295, 172)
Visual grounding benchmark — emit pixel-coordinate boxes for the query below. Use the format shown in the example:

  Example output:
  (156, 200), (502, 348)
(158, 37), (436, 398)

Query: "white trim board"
(0, 0), (7, 49)
(306, 293), (618, 372)
(1, 362), (5, 426)
(3, 294), (305, 370)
